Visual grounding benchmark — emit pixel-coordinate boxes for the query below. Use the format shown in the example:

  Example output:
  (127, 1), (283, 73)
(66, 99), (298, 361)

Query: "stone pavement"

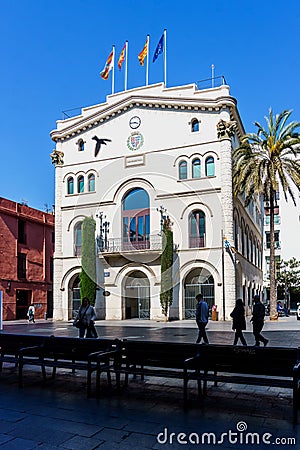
(0, 317), (299, 449)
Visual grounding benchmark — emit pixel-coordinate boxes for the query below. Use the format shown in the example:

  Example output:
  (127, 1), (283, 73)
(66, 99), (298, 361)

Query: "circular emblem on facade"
(127, 131), (144, 151)
(129, 116), (141, 129)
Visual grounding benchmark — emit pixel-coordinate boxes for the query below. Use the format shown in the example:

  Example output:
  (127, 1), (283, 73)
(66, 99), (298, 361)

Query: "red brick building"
(0, 197), (54, 320)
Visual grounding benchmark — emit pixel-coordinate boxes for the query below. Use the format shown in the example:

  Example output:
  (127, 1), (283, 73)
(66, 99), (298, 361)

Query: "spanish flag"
(100, 48), (114, 80)
(118, 43), (126, 70)
(138, 37), (148, 66)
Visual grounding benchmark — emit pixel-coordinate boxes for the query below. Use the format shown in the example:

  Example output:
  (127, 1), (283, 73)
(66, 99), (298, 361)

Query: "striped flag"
(100, 49), (114, 80)
(118, 43), (126, 70)
(138, 37), (148, 66)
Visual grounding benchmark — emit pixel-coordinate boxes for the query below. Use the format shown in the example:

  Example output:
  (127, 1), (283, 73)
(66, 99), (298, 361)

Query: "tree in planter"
(160, 217), (173, 319)
(233, 109), (300, 320)
(277, 258), (300, 310)
(80, 216), (96, 305)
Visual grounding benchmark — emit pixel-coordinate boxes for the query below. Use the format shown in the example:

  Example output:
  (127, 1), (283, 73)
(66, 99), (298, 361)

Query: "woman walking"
(230, 298), (247, 346)
(74, 297), (97, 338)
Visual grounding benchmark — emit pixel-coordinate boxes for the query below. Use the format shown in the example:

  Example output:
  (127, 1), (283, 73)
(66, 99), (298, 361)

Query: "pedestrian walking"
(27, 304), (35, 323)
(230, 298), (247, 346)
(195, 293), (209, 344)
(74, 297), (97, 338)
(250, 294), (268, 347)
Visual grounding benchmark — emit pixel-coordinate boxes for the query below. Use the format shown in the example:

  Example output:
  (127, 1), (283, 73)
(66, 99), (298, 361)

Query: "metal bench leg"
(293, 376), (298, 424)
(18, 359), (23, 387)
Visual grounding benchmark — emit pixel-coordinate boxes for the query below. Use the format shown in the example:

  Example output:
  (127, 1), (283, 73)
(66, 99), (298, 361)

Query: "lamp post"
(96, 212), (110, 252)
(156, 205), (167, 235)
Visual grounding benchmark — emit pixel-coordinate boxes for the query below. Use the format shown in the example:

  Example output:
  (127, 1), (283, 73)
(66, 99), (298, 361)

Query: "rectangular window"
(265, 231), (280, 249)
(18, 220), (26, 244)
(17, 253), (27, 279)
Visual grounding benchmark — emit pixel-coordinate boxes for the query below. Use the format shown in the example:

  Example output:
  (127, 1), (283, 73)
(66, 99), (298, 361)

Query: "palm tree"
(233, 109), (300, 320)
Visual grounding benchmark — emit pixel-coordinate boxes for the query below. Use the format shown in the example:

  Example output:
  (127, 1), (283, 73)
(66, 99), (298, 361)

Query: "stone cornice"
(50, 93), (237, 143)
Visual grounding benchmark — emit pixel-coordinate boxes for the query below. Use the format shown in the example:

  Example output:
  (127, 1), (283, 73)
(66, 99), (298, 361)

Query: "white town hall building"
(50, 81), (263, 321)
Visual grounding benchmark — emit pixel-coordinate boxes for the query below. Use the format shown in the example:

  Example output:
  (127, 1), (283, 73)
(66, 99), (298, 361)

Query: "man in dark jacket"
(251, 294), (268, 346)
(195, 293), (209, 344)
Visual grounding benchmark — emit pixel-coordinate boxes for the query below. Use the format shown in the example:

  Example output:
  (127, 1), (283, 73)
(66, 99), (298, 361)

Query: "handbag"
(73, 318), (82, 328)
(73, 305), (89, 328)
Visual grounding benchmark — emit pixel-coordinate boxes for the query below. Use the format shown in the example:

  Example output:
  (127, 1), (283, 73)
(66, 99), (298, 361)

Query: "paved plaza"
(0, 317), (299, 449)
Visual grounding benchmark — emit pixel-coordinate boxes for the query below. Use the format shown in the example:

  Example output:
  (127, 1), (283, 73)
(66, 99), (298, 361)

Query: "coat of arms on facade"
(127, 131), (144, 151)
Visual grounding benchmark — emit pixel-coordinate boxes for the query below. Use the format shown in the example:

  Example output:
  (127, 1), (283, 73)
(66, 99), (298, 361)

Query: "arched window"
(67, 177), (74, 195)
(88, 174), (95, 192)
(192, 158), (201, 178)
(122, 188), (150, 250)
(205, 157), (215, 177)
(77, 176), (84, 193)
(77, 139), (85, 151)
(189, 210), (206, 248)
(179, 161), (187, 180)
(74, 222), (82, 256)
(191, 119), (199, 132)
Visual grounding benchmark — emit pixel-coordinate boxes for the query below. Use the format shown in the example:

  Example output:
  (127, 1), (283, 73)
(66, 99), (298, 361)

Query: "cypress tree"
(160, 217), (173, 319)
(80, 216), (96, 305)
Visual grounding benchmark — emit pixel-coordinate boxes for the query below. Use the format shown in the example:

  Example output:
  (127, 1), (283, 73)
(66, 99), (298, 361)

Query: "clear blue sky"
(1, 0), (300, 211)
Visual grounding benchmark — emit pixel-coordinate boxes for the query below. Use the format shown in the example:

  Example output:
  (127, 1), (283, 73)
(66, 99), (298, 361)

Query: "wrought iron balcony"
(97, 234), (162, 254)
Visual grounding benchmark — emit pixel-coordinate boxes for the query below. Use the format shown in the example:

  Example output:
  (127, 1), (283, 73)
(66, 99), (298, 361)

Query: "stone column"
(217, 119), (236, 319)
(50, 148), (64, 320)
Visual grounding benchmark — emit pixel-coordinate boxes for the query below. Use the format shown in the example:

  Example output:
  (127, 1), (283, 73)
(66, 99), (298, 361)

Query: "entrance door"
(16, 290), (31, 319)
(184, 269), (215, 319)
(124, 285), (150, 319)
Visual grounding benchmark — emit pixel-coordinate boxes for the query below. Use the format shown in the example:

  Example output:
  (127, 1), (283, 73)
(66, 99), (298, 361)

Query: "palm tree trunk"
(269, 189), (278, 320)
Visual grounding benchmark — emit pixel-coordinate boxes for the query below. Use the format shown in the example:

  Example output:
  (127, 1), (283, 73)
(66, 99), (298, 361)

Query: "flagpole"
(146, 35), (149, 86)
(211, 64), (215, 88)
(112, 45), (115, 95)
(125, 41), (128, 91)
(164, 29), (167, 87)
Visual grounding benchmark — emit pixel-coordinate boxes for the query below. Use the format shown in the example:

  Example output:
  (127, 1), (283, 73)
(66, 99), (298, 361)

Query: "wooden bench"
(18, 336), (120, 396)
(0, 333), (47, 372)
(183, 344), (300, 423)
(111, 340), (198, 396)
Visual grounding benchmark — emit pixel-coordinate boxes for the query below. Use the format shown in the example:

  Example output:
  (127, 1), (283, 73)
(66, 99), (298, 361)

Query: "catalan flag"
(138, 37), (148, 66)
(100, 48), (114, 80)
(118, 43), (126, 70)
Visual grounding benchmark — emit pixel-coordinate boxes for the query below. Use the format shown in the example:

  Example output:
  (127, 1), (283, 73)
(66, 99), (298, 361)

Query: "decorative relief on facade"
(50, 149), (64, 166)
(127, 131), (144, 151)
(216, 119), (236, 140)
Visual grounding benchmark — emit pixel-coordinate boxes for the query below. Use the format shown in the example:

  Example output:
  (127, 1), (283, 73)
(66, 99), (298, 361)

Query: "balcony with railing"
(97, 234), (162, 254)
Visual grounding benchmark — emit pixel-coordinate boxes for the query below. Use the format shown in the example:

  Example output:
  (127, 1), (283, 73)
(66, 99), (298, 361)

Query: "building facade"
(0, 197), (54, 320)
(263, 187), (300, 309)
(51, 82), (263, 321)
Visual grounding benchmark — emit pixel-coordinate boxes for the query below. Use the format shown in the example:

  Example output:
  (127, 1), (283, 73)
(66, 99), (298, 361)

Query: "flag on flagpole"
(223, 236), (236, 253)
(153, 33), (164, 62)
(118, 43), (126, 70)
(138, 37), (148, 66)
(100, 48), (114, 80)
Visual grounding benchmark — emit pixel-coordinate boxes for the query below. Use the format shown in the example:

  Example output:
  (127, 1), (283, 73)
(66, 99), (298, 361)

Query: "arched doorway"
(184, 268), (215, 318)
(71, 275), (81, 318)
(123, 271), (150, 319)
